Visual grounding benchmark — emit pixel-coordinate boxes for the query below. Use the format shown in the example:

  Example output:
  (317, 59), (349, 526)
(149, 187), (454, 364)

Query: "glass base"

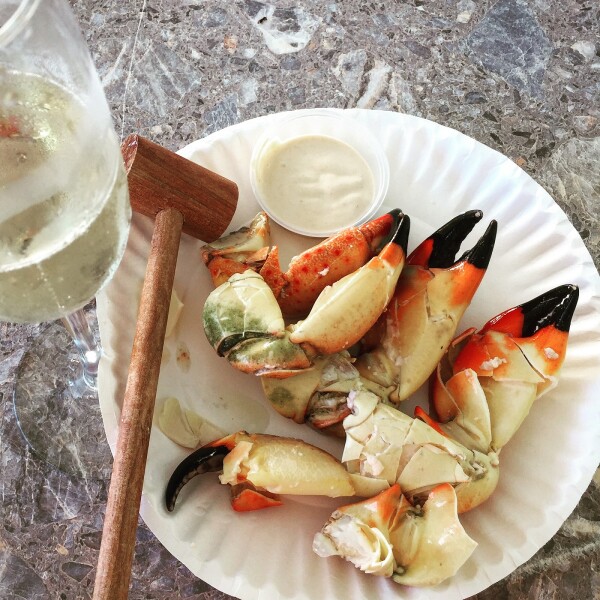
(13, 320), (113, 480)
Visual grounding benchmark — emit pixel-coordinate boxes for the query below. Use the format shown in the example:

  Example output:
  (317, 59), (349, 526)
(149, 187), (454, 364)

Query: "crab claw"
(165, 432), (357, 512)
(202, 271), (311, 374)
(201, 212), (271, 287)
(356, 211), (497, 403)
(480, 283), (579, 390)
(313, 482), (477, 586)
(261, 209), (404, 318)
(431, 284), (579, 453)
(289, 214), (410, 355)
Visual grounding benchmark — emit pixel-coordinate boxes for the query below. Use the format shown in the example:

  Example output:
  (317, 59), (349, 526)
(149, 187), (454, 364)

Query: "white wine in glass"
(0, 0), (132, 478)
(0, 71), (130, 323)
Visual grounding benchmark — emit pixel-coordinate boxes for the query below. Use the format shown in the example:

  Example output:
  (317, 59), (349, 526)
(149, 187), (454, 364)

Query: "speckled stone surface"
(1, 1), (599, 599)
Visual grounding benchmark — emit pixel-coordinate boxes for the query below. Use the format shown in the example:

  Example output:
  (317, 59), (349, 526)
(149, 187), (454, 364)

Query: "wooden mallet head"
(121, 133), (238, 241)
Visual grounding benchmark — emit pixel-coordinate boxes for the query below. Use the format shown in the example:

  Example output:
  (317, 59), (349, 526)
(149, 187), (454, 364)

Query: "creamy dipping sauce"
(254, 135), (375, 235)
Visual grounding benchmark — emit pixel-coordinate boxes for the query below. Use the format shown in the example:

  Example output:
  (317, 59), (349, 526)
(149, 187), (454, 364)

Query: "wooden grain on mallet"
(121, 135), (237, 242)
(93, 134), (238, 600)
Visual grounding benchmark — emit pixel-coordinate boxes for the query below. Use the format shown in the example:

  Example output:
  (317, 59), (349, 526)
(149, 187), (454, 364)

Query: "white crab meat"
(314, 483), (477, 587)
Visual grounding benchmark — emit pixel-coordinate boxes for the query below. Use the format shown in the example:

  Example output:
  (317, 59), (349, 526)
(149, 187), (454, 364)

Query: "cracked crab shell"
(342, 391), (500, 512)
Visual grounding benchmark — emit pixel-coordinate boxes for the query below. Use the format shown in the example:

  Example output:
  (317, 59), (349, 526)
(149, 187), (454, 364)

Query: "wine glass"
(0, 0), (131, 478)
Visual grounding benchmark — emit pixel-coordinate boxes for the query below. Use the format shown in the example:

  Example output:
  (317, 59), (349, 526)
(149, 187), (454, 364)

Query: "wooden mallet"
(93, 134), (238, 600)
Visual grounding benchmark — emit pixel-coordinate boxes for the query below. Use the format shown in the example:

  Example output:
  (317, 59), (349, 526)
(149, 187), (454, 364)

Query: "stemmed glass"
(0, 0), (131, 478)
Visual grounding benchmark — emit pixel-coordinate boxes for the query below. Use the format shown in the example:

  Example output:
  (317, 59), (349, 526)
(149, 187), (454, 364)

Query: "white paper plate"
(97, 109), (600, 600)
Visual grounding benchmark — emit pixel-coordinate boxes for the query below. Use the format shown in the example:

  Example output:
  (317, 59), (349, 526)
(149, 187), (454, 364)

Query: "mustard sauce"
(255, 135), (375, 235)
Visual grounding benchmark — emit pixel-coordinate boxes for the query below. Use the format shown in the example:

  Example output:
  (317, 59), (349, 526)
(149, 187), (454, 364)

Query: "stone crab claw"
(262, 209), (405, 318)
(355, 211), (497, 403)
(289, 213), (410, 355)
(430, 284), (579, 453)
(202, 271), (311, 375)
(201, 210), (404, 318)
(165, 431), (359, 512)
(313, 482), (477, 587)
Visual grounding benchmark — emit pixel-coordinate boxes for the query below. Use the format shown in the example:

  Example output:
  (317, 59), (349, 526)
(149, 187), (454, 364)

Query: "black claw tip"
(426, 210), (484, 268)
(521, 284), (579, 336)
(165, 445), (230, 512)
(390, 214), (411, 254)
(460, 220), (497, 270)
(375, 209), (405, 252)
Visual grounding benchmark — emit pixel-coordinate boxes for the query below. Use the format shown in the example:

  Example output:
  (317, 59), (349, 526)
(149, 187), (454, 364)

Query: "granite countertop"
(1, 1), (599, 599)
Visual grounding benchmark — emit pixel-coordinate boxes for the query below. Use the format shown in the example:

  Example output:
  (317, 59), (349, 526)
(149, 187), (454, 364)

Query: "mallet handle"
(93, 207), (183, 600)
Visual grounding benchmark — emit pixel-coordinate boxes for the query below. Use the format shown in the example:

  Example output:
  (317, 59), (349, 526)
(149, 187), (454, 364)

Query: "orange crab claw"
(431, 284), (579, 452)
(261, 209), (405, 317)
(448, 284), (579, 388)
(482, 283), (579, 383)
(356, 212), (497, 403)
(290, 214), (410, 355)
(409, 213), (497, 316)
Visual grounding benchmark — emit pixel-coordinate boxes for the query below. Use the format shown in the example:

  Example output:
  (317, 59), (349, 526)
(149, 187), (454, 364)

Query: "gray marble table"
(1, 1), (599, 599)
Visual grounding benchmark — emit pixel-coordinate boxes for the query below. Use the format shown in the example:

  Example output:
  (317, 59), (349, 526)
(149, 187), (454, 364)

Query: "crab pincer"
(261, 208), (405, 318)
(431, 284), (579, 453)
(356, 210), (498, 403)
(165, 444), (231, 512)
(289, 212), (410, 355)
(165, 432), (357, 513)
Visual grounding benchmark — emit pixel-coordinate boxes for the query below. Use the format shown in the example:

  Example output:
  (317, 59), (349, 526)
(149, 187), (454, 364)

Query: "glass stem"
(62, 308), (101, 390)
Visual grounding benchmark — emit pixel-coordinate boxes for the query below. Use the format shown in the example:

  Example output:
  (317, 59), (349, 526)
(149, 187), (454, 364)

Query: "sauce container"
(250, 110), (389, 237)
